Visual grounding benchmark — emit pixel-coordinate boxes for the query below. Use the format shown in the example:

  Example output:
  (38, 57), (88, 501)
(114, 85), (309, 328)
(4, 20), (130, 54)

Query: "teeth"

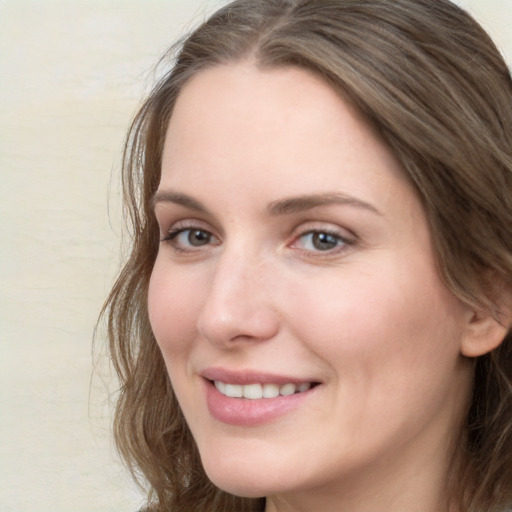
(243, 383), (263, 399)
(214, 381), (313, 399)
(224, 383), (242, 398)
(298, 383), (311, 393)
(262, 383), (280, 398)
(280, 383), (296, 396)
(215, 381), (226, 394)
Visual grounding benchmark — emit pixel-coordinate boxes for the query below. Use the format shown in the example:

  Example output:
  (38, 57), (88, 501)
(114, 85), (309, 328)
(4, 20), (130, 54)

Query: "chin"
(205, 472), (270, 498)
(200, 452), (286, 498)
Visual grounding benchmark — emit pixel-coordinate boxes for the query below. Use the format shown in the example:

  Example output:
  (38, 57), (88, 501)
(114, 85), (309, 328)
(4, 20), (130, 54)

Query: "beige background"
(0, 1), (510, 511)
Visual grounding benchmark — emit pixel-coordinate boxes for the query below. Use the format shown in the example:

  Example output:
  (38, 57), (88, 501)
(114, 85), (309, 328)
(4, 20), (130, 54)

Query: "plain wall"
(0, 1), (510, 511)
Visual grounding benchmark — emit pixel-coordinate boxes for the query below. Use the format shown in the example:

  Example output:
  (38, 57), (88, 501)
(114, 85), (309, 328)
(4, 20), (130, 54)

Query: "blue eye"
(162, 227), (217, 250)
(295, 231), (347, 251)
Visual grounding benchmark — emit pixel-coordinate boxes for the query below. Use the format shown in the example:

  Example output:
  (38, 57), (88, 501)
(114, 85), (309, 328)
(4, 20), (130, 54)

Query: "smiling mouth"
(213, 381), (317, 399)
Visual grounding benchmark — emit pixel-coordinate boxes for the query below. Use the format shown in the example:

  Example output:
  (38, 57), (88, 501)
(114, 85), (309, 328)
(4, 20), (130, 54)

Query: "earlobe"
(461, 304), (512, 358)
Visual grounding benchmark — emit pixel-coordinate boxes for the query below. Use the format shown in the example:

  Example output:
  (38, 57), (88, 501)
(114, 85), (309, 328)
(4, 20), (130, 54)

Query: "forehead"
(160, 62), (414, 218)
(167, 63), (370, 140)
(164, 64), (399, 164)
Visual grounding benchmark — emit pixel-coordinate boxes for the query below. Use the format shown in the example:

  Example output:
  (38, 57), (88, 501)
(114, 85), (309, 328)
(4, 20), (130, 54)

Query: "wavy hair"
(101, 1), (512, 510)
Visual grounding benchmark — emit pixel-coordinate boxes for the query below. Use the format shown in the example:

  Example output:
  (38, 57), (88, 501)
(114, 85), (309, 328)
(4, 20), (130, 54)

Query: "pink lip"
(201, 367), (319, 427)
(201, 367), (314, 385)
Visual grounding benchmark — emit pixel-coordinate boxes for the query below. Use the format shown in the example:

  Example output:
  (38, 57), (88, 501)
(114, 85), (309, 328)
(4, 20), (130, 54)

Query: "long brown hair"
(101, 1), (512, 510)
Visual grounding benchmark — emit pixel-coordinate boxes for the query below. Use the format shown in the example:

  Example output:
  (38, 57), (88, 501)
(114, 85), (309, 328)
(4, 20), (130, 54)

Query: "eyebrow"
(151, 190), (381, 216)
(267, 192), (381, 216)
(151, 190), (209, 213)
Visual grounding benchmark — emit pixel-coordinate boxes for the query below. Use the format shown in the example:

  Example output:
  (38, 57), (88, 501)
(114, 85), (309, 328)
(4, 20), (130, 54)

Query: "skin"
(148, 62), (478, 512)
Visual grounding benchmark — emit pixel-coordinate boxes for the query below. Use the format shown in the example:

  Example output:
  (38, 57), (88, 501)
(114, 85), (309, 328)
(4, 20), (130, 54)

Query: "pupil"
(313, 232), (338, 250)
(189, 230), (210, 246)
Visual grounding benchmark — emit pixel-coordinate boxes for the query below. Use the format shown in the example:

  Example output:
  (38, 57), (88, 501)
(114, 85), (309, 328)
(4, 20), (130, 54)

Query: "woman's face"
(149, 63), (474, 509)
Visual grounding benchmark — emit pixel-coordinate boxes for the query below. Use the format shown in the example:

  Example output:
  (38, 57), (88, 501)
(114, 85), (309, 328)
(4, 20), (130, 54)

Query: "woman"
(102, 0), (512, 511)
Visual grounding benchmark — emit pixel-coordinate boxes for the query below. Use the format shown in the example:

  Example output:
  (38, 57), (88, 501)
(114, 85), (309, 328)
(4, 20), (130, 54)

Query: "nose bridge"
(197, 244), (279, 346)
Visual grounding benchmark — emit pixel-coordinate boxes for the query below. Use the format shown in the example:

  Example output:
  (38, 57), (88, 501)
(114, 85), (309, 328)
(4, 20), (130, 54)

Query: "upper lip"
(201, 367), (319, 385)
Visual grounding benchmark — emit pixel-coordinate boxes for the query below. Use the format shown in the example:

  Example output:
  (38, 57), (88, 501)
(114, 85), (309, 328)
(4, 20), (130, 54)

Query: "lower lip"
(205, 380), (315, 426)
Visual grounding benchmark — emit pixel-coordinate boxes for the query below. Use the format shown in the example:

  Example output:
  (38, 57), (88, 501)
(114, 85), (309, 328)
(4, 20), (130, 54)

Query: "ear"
(460, 290), (512, 358)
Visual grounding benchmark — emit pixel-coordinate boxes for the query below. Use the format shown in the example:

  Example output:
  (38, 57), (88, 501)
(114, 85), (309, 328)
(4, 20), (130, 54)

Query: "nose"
(197, 251), (280, 348)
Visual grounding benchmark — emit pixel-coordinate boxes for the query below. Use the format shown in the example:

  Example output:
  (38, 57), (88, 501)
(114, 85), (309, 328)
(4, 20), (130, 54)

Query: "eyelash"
(161, 226), (220, 253)
(290, 229), (354, 255)
(160, 223), (355, 258)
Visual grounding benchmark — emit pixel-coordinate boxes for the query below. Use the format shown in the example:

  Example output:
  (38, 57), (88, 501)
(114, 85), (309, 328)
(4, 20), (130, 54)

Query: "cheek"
(288, 258), (467, 383)
(147, 259), (204, 357)
(287, 261), (471, 453)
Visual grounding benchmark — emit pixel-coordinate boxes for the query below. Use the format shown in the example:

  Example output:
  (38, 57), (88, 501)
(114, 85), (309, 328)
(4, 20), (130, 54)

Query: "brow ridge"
(151, 190), (208, 213)
(151, 190), (380, 217)
(267, 192), (380, 216)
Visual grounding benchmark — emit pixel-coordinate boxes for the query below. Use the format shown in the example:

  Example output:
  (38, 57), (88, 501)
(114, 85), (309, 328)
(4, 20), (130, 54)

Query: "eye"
(162, 227), (219, 252)
(292, 230), (350, 252)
